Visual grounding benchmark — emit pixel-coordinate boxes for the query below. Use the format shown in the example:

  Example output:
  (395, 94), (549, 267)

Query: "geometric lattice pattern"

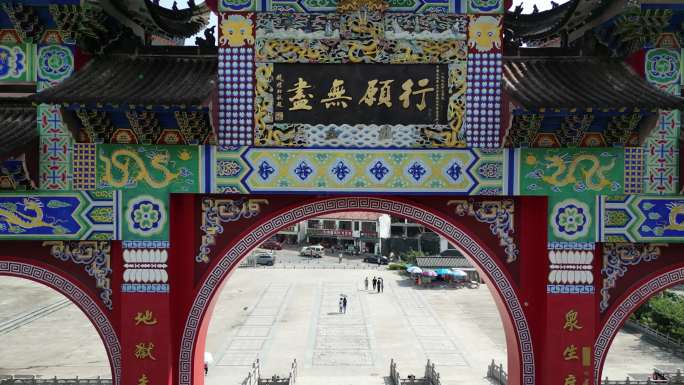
(644, 48), (680, 194)
(624, 147), (644, 194)
(73, 143), (97, 190)
(218, 13), (255, 147)
(38, 104), (72, 190)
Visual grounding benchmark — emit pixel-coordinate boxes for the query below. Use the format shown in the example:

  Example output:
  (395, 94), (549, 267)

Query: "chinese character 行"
(321, 79), (352, 109)
(134, 310), (158, 326)
(287, 78), (314, 111)
(564, 309), (583, 332)
(563, 345), (579, 360)
(134, 342), (156, 360)
(138, 374), (149, 385)
(399, 78), (434, 111)
(359, 79), (394, 108)
(564, 374), (576, 385)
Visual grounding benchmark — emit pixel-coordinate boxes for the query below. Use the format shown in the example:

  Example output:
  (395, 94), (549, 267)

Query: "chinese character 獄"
(359, 79), (394, 108)
(134, 310), (158, 326)
(563, 345), (578, 361)
(287, 78), (314, 111)
(564, 310), (583, 332)
(321, 79), (352, 109)
(134, 342), (156, 360)
(399, 78), (434, 111)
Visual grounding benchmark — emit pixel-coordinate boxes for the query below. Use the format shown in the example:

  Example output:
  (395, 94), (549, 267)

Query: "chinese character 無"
(321, 79), (352, 109)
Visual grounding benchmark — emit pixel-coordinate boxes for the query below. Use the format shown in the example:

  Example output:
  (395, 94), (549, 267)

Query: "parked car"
(255, 253), (275, 266)
(260, 240), (282, 250)
(363, 255), (389, 265)
(300, 245), (324, 258)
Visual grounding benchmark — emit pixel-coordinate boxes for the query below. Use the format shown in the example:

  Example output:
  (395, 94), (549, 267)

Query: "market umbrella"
(407, 266), (422, 274)
(449, 269), (468, 278)
(422, 270), (437, 277)
(435, 268), (451, 276)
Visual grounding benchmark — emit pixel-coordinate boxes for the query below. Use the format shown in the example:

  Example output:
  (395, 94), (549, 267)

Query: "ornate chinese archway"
(174, 195), (535, 385)
(0, 260), (121, 385)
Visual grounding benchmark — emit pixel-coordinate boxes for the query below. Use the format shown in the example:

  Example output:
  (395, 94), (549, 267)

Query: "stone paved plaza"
(2, 268), (684, 384)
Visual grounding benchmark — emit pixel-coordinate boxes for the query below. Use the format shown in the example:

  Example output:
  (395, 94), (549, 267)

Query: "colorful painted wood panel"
(37, 44), (74, 91)
(97, 145), (200, 241)
(0, 43), (35, 82)
(242, 148), (503, 194)
(220, 0), (465, 13)
(0, 191), (114, 240)
(601, 196), (684, 243)
(644, 48), (680, 195)
(39, 104), (73, 191)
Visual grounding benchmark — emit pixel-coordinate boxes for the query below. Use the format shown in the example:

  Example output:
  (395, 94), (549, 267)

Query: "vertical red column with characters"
(218, 11), (256, 146)
(544, 242), (599, 385)
(116, 241), (173, 385)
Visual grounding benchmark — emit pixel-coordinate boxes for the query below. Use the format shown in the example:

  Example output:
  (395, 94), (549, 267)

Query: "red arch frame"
(0, 259), (121, 385)
(594, 264), (684, 384)
(177, 196), (535, 385)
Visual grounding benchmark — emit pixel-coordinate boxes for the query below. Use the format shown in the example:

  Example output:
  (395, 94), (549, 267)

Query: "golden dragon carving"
(100, 148), (181, 189)
(541, 154), (615, 191)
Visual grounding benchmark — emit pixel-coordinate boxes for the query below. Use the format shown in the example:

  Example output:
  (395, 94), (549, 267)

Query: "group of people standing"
(364, 276), (384, 293)
(338, 295), (348, 313)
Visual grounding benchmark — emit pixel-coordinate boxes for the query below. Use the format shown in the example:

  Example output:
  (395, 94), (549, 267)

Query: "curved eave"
(504, 0), (579, 40)
(0, 98), (37, 159)
(32, 52), (217, 107)
(504, 56), (684, 111)
(145, 0), (211, 38)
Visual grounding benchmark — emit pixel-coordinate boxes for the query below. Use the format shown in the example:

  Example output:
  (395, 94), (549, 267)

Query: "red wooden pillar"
(113, 241), (174, 385)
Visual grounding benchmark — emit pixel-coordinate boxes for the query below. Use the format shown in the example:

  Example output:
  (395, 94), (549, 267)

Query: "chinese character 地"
(399, 78), (434, 111)
(287, 78), (314, 111)
(134, 310), (158, 326)
(134, 342), (156, 360)
(321, 79), (352, 109)
(564, 309), (583, 332)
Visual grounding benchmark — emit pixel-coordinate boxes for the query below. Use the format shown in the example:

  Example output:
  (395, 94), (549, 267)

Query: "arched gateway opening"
(595, 266), (684, 384)
(0, 261), (121, 385)
(178, 196), (534, 385)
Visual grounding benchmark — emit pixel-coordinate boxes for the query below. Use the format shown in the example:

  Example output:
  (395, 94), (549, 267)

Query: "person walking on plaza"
(342, 296), (348, 314)
(339, 297), (343, 313)
(380, 278), (384, 293)
(377, 278), (381, 293)
(364, 276), (369, 291)
(372, 277), (377, 291)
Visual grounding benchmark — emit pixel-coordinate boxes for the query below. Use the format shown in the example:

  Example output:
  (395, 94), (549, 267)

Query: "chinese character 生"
(563, 344), (579, 360)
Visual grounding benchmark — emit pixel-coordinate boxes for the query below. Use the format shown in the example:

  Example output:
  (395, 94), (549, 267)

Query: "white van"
(300, 245), (324, 258)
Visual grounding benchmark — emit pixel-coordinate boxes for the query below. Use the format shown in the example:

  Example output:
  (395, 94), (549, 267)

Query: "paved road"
(1, 270), (684, 383)
(245, 247), (388, 269)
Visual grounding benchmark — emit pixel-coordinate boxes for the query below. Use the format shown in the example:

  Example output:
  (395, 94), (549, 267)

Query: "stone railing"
(0, 377), (111, 385)
(486, 359), (507, 385)
(388, 359), (440, 385)
(241, 359), (261, 385)
(240, 358), (297, 385)
(625, 320), (684, 354)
